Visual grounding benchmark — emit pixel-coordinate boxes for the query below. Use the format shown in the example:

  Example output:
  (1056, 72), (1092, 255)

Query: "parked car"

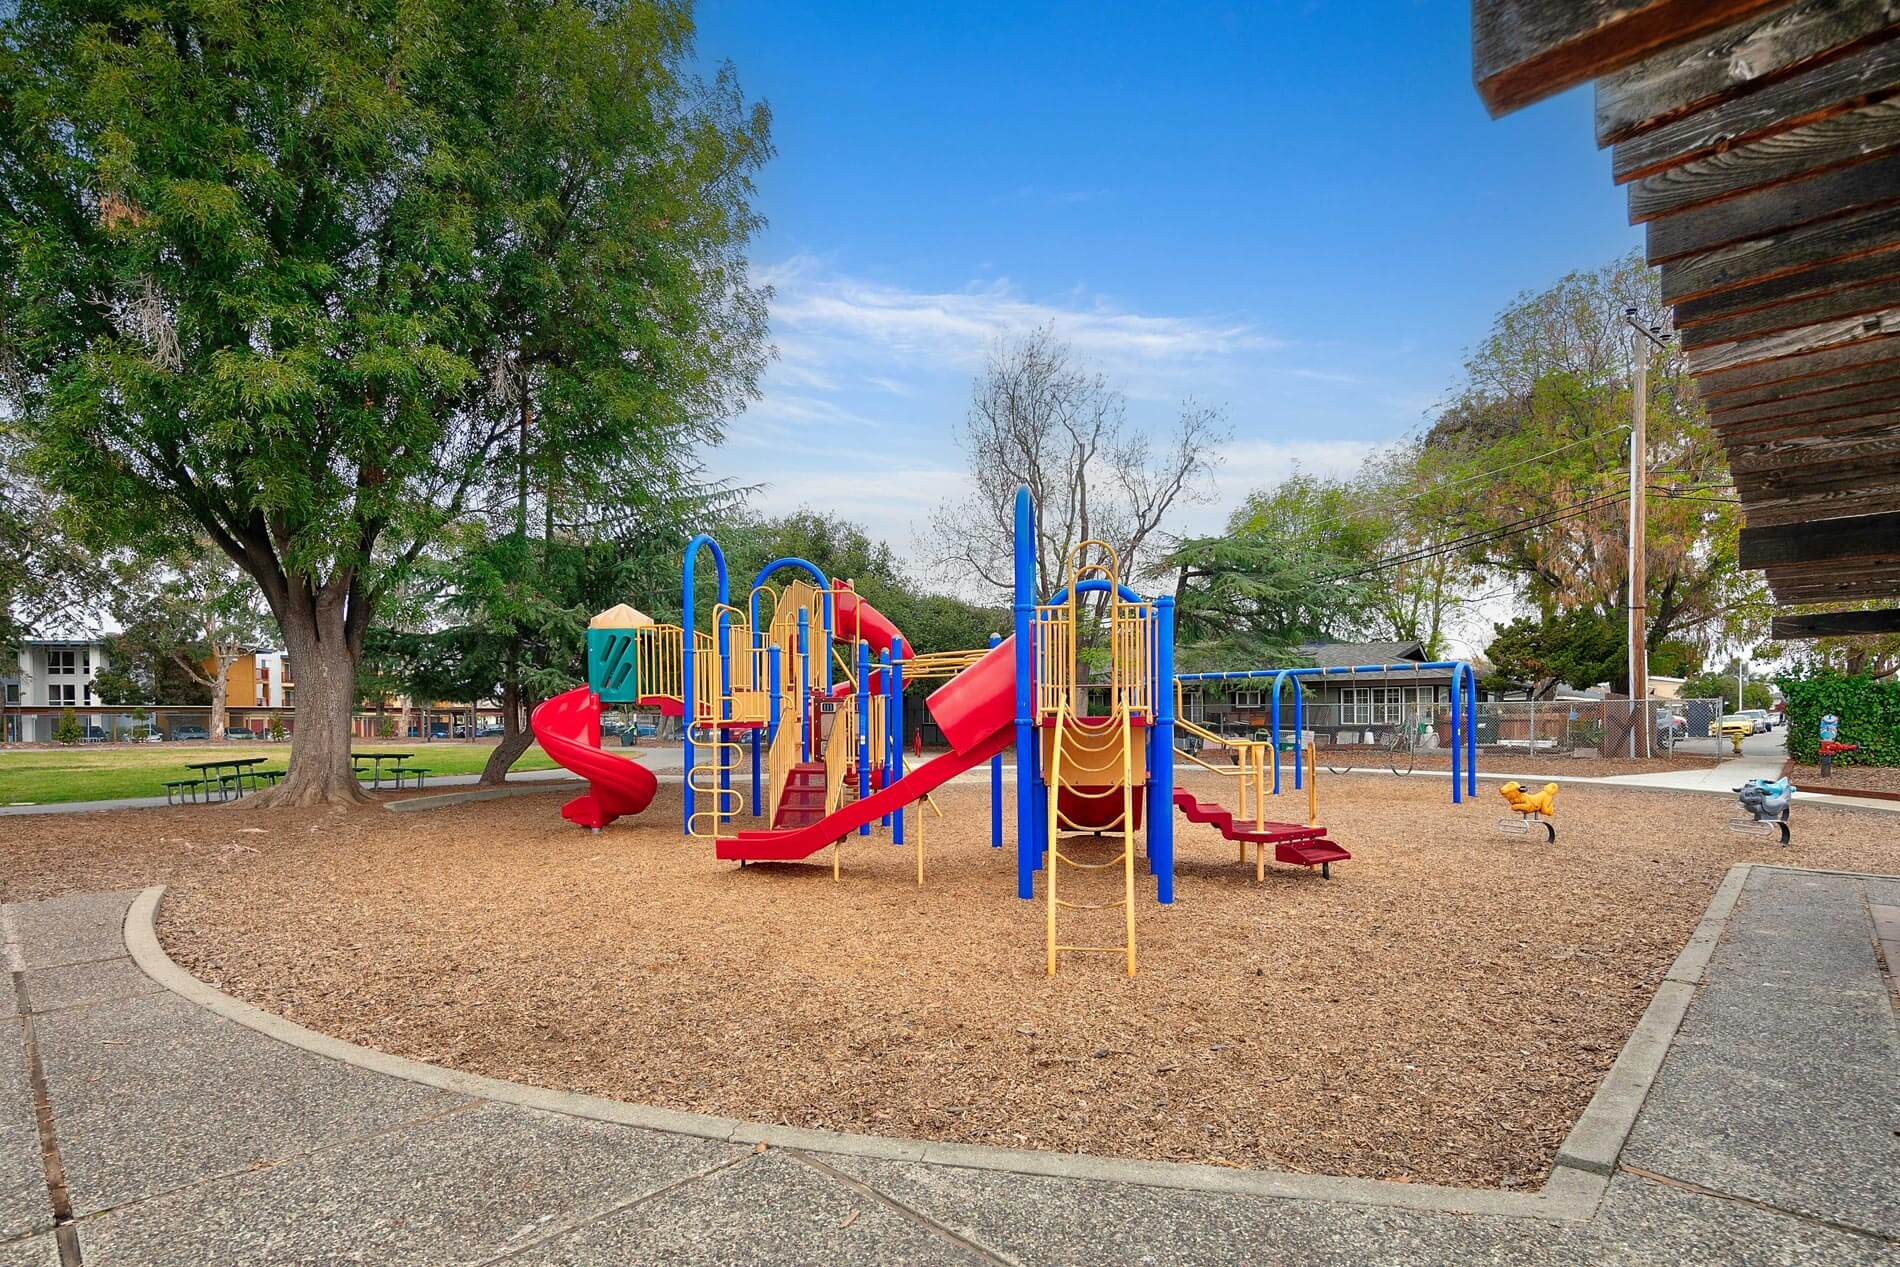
(1739, 709), (1773, 733)
(1656, 712), (1687, 741)
(224, 727), (259, 740)
(170, 724), (209, 742)
(80, 724), (110, 743)
(1711, 714), (1754, 739)
(475, 723), (507, 738)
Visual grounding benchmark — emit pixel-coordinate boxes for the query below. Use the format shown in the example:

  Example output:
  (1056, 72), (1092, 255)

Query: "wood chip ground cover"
(5, 773), (1895, 1189)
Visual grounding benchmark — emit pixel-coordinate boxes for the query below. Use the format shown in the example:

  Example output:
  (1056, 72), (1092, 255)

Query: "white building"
(6, 638), (110, 709)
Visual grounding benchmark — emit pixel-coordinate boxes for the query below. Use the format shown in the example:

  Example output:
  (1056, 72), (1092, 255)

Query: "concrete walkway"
(2, 865), (1894, 1264)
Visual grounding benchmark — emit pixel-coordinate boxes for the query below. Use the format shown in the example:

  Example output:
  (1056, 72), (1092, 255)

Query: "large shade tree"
(0, 0), (771, 803)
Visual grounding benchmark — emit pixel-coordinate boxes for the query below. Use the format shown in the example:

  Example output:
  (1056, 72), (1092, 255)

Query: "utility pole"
(1624, 311), (1669, 758)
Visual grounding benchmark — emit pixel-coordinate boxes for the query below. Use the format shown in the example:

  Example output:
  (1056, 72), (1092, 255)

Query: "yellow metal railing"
(632, 624), (685, 704)
(905, 647), (990, 681)
(1174, 716), (1317, 832)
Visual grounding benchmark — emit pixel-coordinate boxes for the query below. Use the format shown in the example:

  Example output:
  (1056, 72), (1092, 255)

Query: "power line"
(1322, 489), (1630, 583)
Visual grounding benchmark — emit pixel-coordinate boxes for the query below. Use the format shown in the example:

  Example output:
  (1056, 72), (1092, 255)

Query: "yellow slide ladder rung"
(1045, 704), (1137, 977)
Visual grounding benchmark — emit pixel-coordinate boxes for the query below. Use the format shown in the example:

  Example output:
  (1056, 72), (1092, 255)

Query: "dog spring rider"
(1731, 777), (1792, 846)
(1497, 781), (1557, 843)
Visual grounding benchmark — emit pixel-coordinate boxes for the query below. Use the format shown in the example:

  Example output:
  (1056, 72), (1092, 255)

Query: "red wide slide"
(715, 636), (1016, 863)
(531, 687), (659, 830)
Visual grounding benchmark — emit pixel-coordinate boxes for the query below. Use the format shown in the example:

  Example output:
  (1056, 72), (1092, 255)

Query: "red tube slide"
(531, 687), (658, 830)
(830, 580), (908, 659)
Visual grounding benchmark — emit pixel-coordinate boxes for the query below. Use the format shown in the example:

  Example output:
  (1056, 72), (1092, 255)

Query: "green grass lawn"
(0, 740), (561, 806)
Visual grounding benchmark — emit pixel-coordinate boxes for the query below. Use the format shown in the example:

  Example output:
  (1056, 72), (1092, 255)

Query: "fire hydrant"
(1818, 713), (1858, 777)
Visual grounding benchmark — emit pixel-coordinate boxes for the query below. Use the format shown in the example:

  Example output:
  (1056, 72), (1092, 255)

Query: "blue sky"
(692, 1), (1643, 574)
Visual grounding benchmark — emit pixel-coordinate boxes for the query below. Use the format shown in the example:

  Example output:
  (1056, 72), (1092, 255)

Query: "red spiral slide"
(531, 687), (659, 830)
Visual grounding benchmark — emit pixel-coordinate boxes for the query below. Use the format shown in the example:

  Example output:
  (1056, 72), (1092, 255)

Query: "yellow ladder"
(1045, 705), (1137, 977)
(686, 723), (746, 838)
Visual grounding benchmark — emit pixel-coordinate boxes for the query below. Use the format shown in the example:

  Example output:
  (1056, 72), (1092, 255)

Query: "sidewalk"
(2, 866), (1893, 1264)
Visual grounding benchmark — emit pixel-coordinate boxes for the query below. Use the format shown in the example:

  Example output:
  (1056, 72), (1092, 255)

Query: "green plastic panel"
(586, 628), (641, 703)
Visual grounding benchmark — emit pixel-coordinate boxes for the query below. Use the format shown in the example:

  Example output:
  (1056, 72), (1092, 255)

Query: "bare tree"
(930, 327), (1227, 602)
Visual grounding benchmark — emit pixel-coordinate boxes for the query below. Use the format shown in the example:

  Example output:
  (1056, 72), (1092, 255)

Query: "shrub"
(376, 714), (396, 738)
(1777, 667), (1900, 767)
(267, 715), (286, 742)
(53, 709), (82, 745)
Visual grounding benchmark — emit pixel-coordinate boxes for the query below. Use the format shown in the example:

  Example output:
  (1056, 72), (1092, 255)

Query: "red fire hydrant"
(1819, 740), (1858, 778)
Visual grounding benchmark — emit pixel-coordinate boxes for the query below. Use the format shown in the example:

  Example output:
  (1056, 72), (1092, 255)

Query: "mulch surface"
(5, 774), (1896, 1191)
(1787, 763), (1900, 797)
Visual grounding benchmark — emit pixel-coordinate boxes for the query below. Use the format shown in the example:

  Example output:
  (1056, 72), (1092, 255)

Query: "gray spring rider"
(1731, 777), (1792, 846)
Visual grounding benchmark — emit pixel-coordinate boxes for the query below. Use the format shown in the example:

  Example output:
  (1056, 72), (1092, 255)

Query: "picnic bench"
(352, 751), (428, 789)
(166, 756), (283, 804)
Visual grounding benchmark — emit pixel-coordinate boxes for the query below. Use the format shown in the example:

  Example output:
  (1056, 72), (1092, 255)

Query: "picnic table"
(351, 751), (423, 789)
(166, 755), (280, 804)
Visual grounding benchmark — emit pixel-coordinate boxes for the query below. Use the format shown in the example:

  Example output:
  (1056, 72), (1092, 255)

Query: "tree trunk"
(243, 600), (368, 808)
(479, 685), (536, 786)
(208, 663), (230, 741)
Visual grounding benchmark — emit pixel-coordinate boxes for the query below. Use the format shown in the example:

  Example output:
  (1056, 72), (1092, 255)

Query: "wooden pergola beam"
(1596, 1), (1900, 145)
(1739, 511), (1900, 567)
(1771, 607), (1900, 637)
(1474, 0), (1789, 117)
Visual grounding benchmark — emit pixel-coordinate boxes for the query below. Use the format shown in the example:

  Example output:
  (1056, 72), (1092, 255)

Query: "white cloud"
(759, 253), (1280, 385)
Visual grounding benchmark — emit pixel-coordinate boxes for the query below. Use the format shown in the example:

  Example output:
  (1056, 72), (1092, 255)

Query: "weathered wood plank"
(1726, 428), (1900, 474)
(1714, 411), (1900, 450)
(1646, 150), (1900, 262)
(1597, 0), (1900, 143)
(1475, 0), (1788, 117)
(1702, 359), (1900, 410)
(1771, 607), (1900, 636)
(1695, 330), (1900, 394)
(1710, 379), (1900, 425)
(1674, 246), (1900, 325)
(1663, 205), (1900, 303)
(1742, 483), (1900, 525)
(1740, 510), (1900, 566)
(1684, 306), (1900, 373)
(1629, 100), (1900, 222)
(1770, 582), (1900, 606)
(1612, 39), (1900, 182)
(1678, 275), (1900, 348)
(1736, 450), (1900, 494)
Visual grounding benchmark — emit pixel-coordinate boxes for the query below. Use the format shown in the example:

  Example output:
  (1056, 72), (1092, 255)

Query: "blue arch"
(1269, 670), (1305, 793)
(747, 556), (835, 641)
(681, 534), (729, 836)
(1044, 577), (1150, 606)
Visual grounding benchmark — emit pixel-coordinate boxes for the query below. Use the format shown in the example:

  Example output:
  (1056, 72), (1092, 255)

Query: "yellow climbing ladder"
(1045, 704), (1138, 977)
(686, 723), (746, 838)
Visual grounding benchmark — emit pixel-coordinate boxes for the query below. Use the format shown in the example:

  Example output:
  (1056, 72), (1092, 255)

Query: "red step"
(1172, 790), (1349, 875)
(774, 762), (829, 828)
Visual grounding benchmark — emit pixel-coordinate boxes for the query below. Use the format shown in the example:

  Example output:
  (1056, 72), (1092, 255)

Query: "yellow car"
(1709, 715), (1754, 739)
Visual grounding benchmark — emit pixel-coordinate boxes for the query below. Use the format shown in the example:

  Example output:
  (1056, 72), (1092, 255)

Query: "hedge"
(1776, 668), (1900, 767)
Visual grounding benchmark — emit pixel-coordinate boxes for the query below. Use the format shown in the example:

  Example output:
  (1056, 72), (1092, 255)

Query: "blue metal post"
(878, 648), (894, 832)
(1464, 664), (1478, 799)
(680, 534), (729, 836)
(890, 638), (906, 845)
(759, 646), (780, 819)
(797, 609), (811, 761)
(988, 633), (1003, 848)
(1450, 662), (1465, 804)
(1150, 595), (1175, 904)
(1013, 486), (1040, 898)
(857, 639), (872, 836)
(1270, 672), (1285, 795)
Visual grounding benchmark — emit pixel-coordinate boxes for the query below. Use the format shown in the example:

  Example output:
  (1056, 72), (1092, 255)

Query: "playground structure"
(1731, 777), (1793, 846)
(1496, 781), (1558, 843)
(535, 485), (1483, 974)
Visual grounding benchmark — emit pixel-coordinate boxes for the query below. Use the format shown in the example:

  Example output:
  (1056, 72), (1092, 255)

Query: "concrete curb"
(125, 878), (1776, 1223)
(1551, 862), (1752, 1178)
(385, 781), (583, 813)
